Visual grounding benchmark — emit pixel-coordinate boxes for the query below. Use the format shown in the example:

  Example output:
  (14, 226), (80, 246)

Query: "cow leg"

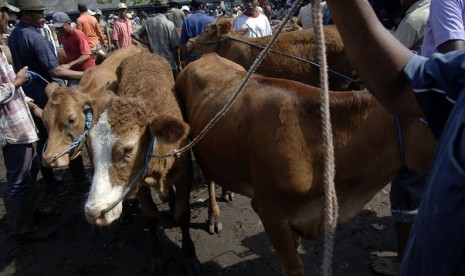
(252, 199), (304, 276)
(135, 185), (164, 275)
(172, 160), (202, 275)
(207, 180), (223, 234)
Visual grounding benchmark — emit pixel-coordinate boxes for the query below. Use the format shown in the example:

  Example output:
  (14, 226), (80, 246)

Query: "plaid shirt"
(0, 47), (38, 147)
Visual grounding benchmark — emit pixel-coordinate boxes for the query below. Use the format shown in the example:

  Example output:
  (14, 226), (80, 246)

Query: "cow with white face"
(84, 51), (200, 274)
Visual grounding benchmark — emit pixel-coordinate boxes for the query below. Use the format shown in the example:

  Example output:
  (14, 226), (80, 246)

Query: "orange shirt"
(76, 12), (105, 48)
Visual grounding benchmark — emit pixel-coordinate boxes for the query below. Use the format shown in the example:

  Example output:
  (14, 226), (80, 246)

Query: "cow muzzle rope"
(100, 138), (155, 215)
(27, 70), (94, 164)
(45, 109), (93, 162)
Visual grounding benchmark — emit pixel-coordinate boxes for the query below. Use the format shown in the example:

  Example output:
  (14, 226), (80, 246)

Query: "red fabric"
(58, 29), (96, 71)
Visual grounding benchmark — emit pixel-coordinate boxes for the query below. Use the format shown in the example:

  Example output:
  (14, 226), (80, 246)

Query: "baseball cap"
(181, 5), (190, 12)
(95, 9), (102, 15)
(52, 12), (70, 28)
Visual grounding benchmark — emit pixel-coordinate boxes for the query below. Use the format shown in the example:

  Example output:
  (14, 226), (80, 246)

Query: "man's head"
(77, 2), (87, 13)
(0, 0), (18, 34)
(15, 0), (46, 28)
(242, 0), (259, 15)
(181, 5), (190, 16)
(168, 0), (181, 9)
(116, 2), (127, 19)
(191, 0), (203, 11)
(52, 11), (71, 35)
(153, 0), (170, 14)
(94, 9), (103, 21)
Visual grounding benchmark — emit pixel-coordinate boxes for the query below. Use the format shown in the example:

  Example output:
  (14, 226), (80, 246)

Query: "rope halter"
(100, 138), (155, 215)
(44, 109), (93, 162)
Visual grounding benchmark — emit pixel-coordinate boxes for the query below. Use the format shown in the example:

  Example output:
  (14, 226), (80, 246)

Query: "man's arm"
(437, 39), (465, 53)
(327, 0), (423, 117)
(62, 54), (90, 70)
(49, 66), (84, 80)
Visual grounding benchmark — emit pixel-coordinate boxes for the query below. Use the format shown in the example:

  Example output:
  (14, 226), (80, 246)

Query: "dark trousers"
(2, 143), (40, 199)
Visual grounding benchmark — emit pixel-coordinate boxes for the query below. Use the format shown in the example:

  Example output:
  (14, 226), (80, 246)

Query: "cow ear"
(148, 116), (189, 144)
(217, 19), (232, 36)
(45, 82), (60, 98)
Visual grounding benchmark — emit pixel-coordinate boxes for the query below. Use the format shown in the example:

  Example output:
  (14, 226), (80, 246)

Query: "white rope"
(312, 1), (339, 275)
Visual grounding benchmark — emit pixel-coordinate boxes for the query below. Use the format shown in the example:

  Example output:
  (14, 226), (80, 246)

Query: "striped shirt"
(0, 47), (38, 147)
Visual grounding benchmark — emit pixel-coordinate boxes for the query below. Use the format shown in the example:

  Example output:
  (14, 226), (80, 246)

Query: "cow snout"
(85, 201), (123, 226)
(42, 151), (70, 168)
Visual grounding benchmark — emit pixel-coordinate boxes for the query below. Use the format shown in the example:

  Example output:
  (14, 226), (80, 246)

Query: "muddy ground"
(0, 149), (395, 276)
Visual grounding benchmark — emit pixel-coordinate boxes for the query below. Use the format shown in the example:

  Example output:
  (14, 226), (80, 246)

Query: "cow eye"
(68, 117), (76, 125)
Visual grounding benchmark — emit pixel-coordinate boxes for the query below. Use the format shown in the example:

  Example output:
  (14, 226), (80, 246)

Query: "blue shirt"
(179, 11), (214, 45)
(400, 50), (465, 275)
(8, 22), (61, 109)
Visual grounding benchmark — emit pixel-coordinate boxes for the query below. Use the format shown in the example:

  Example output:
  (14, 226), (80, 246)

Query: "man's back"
(77, 12), (104, 48)
(166, 8), (185, 28)
(180, 11), (214, 45)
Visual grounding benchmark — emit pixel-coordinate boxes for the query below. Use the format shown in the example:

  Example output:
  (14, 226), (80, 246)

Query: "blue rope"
(26, 70), (50, 86)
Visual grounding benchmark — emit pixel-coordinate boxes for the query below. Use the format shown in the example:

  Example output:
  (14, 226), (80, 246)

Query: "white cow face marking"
(85, 108), (148, 226)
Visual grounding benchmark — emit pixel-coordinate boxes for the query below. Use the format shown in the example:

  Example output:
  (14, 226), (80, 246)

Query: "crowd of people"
(1, 0), (464, 275)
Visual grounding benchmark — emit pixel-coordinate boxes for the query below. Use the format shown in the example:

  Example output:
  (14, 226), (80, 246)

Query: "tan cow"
(42, 45), (142, 168)
(81, 51), (200, 274)
(187, 19), (360, 91)
(175, 53), (437, 276)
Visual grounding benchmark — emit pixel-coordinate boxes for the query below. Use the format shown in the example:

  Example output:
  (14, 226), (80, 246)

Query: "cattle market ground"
(0, 149), (396, 276)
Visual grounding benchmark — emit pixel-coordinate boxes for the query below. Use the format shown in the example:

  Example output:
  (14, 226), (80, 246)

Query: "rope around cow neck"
(312, 1), (339, 275)
(220, 35), (358, 83)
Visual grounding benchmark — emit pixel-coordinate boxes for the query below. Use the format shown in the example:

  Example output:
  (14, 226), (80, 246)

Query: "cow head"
(84, 98), (189, 226)
(41, 82), (111, 168)
(187, 18), (234, 55)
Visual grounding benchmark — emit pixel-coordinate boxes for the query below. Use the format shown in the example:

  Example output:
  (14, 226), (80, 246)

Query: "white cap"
(126, 13), (132, 19)
(87, 9), (95, 15)
(117, 2), (128, 10)
(181, 5), (190, 12)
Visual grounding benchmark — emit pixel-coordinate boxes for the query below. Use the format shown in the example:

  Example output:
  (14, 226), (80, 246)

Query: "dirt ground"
(0, 149), (396, 276)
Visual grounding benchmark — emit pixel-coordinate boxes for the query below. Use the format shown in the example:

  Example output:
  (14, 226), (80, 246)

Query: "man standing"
(0, 0), (55, 243)
(76, 2), (106, 55)
(111, 2), (133, 49)
(9, 0), (88, 193)
(179, 0), (215, 63)
(131, 0), (180, 75)
(94, 9), (112, 52)
(53, 12), (96, 90)
(166, 0), (185, 28)
(232, 0), (272, 38)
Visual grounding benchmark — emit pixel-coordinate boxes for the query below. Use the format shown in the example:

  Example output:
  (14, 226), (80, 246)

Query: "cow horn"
(45, 82), (60, 98)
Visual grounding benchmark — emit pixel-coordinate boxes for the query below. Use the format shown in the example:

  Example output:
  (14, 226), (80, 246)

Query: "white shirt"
(232, 12), (272, 38)
(298, 3), (313, 29)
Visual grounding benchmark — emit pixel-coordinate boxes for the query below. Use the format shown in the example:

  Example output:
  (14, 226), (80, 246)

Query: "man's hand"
(14, 66), (29, 88)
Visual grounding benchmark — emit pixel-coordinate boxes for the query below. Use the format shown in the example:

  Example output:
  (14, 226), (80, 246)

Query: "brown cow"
(175, 53), (436, 276)
(187, 19), (359, 91)
(42, 45), (142, 168)
(82, 51), (200, 274)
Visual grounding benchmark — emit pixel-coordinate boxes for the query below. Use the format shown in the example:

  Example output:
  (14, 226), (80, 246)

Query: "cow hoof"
(222, 192), (235, 202)
(208, 215), (223, 235)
